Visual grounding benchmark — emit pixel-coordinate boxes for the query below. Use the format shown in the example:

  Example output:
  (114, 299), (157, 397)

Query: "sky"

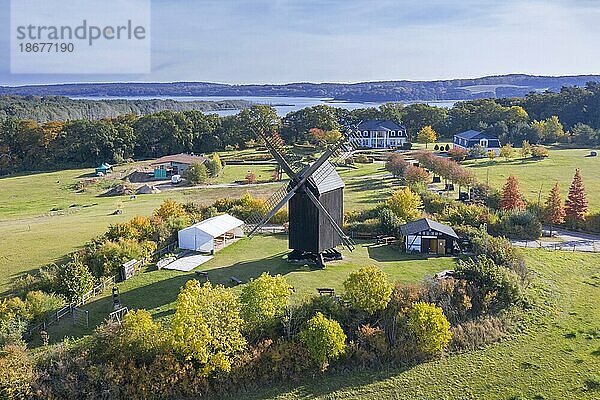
(1, 0), (600, 85)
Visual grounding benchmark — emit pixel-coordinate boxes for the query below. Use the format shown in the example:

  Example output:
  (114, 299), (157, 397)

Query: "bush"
(379, 208), (404, 237)
(354, 154), (372, 163)
(447, 147), (468, 161)
(0, 317), (27, 347)
(386, 187), (422, 222)
(245, 172), (257, 184)
(407, 302), (452, 354)
(468, 144), (487, 159)
(343, 266), (393, 314)
(470, 229), (528, 281)
(0, 344), (35, 399)
(206, 153), (223, 177)
(531, 145), (549, 158)
(450, 316), (506, 351)
(240, 273), (293, 335)
(59, 259), (95, 302)
(454, 256), (523, 313)
(496, 210), (542, 240)
(185, 162), (208, 184)
(171, 280), (246, 375)
(299, 312), (346, 367)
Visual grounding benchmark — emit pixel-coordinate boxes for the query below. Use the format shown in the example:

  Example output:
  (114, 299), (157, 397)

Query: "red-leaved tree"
(500, 175), (525, 211)
(564, 169), (588, 228)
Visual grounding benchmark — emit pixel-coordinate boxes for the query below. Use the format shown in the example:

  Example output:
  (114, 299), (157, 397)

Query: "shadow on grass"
(366, 243), (424, 262)
(465, 158), (542, 169)
(237, 366), (414, 400)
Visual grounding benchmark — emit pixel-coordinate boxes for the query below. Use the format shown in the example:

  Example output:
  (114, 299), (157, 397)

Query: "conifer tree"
(564, 169), (588, 228)
(544, 182), (565, 235)
(500, 175), (525, 211)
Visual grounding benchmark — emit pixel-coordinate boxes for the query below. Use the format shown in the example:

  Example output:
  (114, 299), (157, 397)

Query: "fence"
(517, 240), (599, 253)
(108, 307), (129, 324)
(154, 241), (178, 259)
(24, 275), (116, 339)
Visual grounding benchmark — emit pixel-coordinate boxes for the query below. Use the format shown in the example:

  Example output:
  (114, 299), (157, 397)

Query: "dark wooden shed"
(288, 161), (344, 255)
(400, 218), (459, 255)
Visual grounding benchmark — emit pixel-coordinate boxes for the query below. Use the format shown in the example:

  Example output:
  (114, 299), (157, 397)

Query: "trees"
(280, 105), (339, 143)
(531, 145), (549, 158)
(299, 312), (346, 367)
(206, 153), (223, 177)
(185, 161), (209, 184)
(385, 153), (409, 177)
(447, 147), (468, 161)
(499, 143), (514, 160)
(154, 199), (187, 220)
(171, 280), (246, 374)
(386, 187), (422, 222)
(500, 175), (525, 211)
(59, 259), (95, 302)
(404, 165), (430, 187)
(416, 125), (437, 148)
(343, 266), (393, 314)
(468, 144), (486, 159)
(407, 302), (452, 354)
(401, 103), (448, 139)
(239, 273), (293, 334)
(520, 140), (532, 157)
(544, 182), (565, 235)
(531, 116), (565, 143)
(564, 169), (588, 227)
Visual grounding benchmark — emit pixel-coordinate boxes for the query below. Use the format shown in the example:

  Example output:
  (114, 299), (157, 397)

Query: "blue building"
(453, 130), (501, 155)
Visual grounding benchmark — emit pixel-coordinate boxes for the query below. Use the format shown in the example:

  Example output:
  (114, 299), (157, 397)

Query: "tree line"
(3, 84), (600, 174)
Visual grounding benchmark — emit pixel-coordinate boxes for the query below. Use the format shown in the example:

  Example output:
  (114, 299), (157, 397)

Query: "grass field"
(243, 250), (600, 400)
(0, 162), (393, 293)
(464, 147), (600, 211)
(42, 235), (458, 342)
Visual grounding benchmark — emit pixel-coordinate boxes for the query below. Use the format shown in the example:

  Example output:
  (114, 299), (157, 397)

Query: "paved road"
(511, 227), (600, 252)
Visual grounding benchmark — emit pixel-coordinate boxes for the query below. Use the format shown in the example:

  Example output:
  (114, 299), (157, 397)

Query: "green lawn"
(0, 162), (395, 294)
(242, 250), (600, 400)
(43, 235), (458, 342)
(464, 147), (600, 211)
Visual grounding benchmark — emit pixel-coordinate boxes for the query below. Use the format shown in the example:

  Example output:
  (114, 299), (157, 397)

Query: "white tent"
(178, 214), (245, 253)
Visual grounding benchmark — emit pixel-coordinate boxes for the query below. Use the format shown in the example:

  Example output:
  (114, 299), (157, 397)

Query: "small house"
(178, 214), (244, 254)
(353, 120), (408, 149)
(95, 163), (112, 176)
(151, 153), (207, 179)
(400, 218), (459, 255)
(453, 130), (501, 155)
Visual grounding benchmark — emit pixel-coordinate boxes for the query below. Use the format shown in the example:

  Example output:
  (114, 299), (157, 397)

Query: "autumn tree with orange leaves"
(564, 169), (588, 228)
(500, 175), (526, 211)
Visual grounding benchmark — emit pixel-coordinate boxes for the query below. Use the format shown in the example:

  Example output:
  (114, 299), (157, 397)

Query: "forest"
(0, 95), (250, 122)
(2, 74), (600, 101)
(2, 83), (600, 175)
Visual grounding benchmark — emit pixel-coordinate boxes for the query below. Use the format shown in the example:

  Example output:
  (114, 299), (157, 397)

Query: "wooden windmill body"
(246, 130), (360, 267)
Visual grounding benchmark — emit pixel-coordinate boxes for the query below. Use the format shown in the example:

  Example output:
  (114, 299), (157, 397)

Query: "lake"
(70, 95), (460, 116)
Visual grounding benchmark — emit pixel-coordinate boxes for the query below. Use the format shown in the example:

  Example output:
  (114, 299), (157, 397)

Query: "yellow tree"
(417, 125), (437, 149)
(386, 187), (422, 222)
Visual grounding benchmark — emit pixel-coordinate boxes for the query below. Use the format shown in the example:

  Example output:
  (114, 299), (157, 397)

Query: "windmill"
(246, 128), (362, 268)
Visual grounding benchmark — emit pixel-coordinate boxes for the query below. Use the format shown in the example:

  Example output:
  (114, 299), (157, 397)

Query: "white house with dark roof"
(453, 130), (501, 155)
(353, 120), (408, 148)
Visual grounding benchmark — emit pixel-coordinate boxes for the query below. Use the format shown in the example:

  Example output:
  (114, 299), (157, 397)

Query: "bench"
(230, 276), (243, 285)
(195, 271), (208, 280)
(316, 288), (335, 296)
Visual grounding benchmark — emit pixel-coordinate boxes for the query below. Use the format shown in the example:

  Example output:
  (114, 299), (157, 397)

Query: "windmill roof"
(356, 119), (405, 131)
(301, 161), (345, 195)
(399, 218), (458, 238)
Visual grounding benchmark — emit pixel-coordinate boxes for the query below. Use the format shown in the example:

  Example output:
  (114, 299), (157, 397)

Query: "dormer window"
(390, 131), (395, 137)
(363, 130), (369, 137)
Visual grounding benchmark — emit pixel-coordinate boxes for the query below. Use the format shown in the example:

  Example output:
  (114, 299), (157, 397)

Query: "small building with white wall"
(178, 214), (244, 254)
(400, 218), (459, 255)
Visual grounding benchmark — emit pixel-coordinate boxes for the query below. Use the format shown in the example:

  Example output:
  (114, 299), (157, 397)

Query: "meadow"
(245, 250), (600, 400)
(464, 147), (600, 211)
(0, 160), (390, 293)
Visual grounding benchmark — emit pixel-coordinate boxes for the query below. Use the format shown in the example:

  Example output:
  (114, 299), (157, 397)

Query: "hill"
(0, 95), (251, 122)
(2, 74), (600, 102)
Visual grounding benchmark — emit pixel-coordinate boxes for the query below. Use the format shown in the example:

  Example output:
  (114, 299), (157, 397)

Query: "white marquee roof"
(180, 214), (244, 238)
